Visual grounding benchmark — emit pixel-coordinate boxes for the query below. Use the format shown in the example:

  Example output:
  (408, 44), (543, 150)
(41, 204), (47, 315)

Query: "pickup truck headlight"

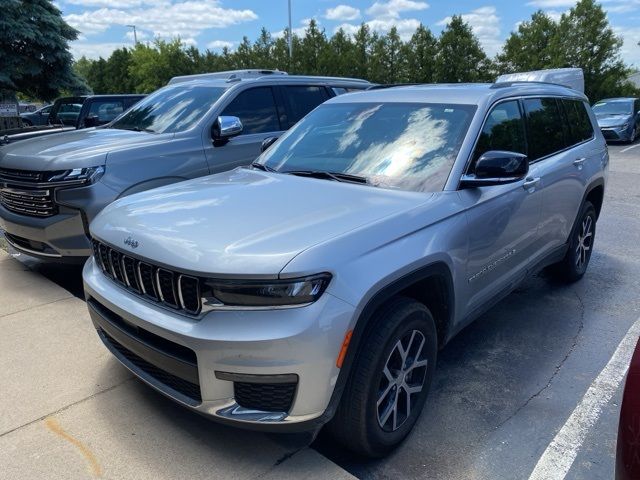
(46, 166), (105, 184)
(201, 273), (332, 308)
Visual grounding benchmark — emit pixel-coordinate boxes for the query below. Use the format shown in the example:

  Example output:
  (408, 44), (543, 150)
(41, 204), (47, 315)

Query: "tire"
(630, 127), (637, 144)
(550, 201), (596, 283)
(22, 119), (32, 127)
(327, 296), (437, 457)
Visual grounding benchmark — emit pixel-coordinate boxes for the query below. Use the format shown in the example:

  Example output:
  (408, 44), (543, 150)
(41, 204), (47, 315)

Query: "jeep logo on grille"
(124, 236), (139, 249)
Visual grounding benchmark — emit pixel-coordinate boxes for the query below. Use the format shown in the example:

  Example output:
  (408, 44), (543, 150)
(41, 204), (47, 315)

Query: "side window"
(89, 101), (124, 123)
(562, 99), (594, 145)
(221, 87), (281, 134)
(283, 86), (327, 126)
(472, 100), (526, 167)
(523, 98), (565, 161)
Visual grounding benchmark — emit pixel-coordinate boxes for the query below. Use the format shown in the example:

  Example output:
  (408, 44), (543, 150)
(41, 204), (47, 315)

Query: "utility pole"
(127, 25), (138, 44)
(287, 0), (293, 60)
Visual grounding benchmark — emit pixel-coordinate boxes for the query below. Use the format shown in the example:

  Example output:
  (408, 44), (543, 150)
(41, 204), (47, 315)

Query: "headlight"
(619, 123), (629, 130)
(201, 273), (331, 308)
(46, 166), (105, 184)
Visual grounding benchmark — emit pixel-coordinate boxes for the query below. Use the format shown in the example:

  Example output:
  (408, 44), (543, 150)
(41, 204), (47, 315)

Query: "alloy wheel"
(575, 215), (593, 270)
(377, 329), (429, 432)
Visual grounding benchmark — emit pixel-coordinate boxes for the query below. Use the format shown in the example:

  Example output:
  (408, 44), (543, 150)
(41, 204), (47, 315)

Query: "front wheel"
(629, 127), (637, 144)
(327, 296), (437, 457)
(550, 200), (596, 283)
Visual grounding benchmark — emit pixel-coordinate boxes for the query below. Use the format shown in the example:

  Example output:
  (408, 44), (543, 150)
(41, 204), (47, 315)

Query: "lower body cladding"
(82, 258), (355, 432)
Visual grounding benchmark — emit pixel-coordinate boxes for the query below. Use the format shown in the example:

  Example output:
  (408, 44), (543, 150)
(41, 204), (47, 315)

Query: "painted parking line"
(528, 315), (640, 480)
(620, 143), (640, 153)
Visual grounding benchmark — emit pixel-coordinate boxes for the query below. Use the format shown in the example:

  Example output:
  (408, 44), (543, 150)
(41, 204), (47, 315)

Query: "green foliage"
(1, 0), (89, 100)
(499, 0), (638, 100)
(72, 5), (636, 101)
(435, 16), (492, 83)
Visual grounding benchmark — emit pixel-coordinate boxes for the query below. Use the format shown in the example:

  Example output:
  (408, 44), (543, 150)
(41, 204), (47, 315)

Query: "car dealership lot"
(1, 142), (639, 479)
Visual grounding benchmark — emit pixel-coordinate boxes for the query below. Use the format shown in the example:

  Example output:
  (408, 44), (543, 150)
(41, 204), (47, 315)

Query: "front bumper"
(82, 257), (355, 431)
(0, 181), (115, 260)
(600, 125), (633, 142)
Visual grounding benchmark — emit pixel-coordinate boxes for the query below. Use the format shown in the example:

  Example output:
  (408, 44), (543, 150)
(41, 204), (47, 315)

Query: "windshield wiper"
(283, 170), (369, 184)
(251, 162), (278, 172)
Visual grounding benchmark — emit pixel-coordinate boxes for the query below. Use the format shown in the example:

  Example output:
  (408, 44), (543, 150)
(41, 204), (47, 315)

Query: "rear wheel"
(328, 296), (437, 457)
(22, 119), (32, 127)
(550, 201), (596, 283)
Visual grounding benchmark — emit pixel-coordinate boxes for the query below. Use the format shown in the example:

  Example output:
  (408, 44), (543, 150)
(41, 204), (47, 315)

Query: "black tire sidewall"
(567, 201), (596, 278)
(362, 304), (437, 454)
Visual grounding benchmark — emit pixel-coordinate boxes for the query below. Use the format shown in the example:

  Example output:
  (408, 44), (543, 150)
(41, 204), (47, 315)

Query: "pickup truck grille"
(0, 168), (58, 217)
(92, 240), (202, 316)
(0, 186), (56, 217)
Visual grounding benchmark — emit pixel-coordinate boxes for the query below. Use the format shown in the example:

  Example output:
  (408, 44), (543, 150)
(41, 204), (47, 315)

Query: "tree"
(405, 24), (438, 83)
(549, 0), (634, 100)
(103, 48), (134, 93)
(351, 24), (372, 81)
(296, 19), (329, 75)
(128, 39), (196, 92)
(435, 15), (491, 83)
(498, 11), (558, 73)
(0, 0), (88, 100)
(326, 28), (356, 78)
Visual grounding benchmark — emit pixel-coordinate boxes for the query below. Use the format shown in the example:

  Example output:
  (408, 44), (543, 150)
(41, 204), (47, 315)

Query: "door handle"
(523, 177), (540, 191)
(573, 158), (586, 169)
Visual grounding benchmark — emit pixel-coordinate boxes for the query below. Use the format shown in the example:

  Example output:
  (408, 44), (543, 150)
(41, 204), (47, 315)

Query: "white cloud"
(273, 18), (317, 38)
(334, 18), (421, 41)
(63, 0), (167, 7)
(437, 6), (502, 56)
(64, 1), (257, 38)
(526, 0), (575, 6)
(70, 42), (129, 59)
(325, 5), (361, 21)
(207, 40), (235, 50)
(544, 9), (566, 21)
(124, 29), (149, 42)
(614, 26), (640, 68)
(366, 0), (429, 19)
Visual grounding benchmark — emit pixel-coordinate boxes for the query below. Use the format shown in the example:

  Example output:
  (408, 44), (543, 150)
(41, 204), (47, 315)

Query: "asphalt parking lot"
(1, 141), (639, 479)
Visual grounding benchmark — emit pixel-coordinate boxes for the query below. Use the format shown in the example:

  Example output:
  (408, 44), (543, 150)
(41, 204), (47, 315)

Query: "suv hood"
(0, 128), (171, 171)
(596, 113), (632, 128)
(91, 168), (431, 276)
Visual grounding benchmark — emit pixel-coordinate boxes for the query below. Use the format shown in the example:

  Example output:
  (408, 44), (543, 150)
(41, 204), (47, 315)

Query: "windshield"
(592, 101), (633, 116)
(110, 84), (227, 133)
(257, 102), (476, 193)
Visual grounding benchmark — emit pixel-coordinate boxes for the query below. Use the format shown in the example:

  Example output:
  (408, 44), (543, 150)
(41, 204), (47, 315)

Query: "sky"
(57, 0), (640, 68)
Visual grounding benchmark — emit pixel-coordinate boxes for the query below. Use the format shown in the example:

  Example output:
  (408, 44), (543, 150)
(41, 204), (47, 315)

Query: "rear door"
(461, 99), (544, 314)
(532, 97), (596, 255)
(278, 85), (330, 128)
(203, 86), (285, 173)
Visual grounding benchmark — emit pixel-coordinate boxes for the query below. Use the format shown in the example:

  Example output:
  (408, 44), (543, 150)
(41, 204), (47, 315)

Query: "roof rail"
(168, 69), (288, 85)
(366, 83), (420, 90)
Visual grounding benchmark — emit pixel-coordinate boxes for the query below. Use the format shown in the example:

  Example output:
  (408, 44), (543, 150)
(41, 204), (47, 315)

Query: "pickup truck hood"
(596, 113), (632, 128)
(0, 128), (170, 171)
(91, 168), (431, 276)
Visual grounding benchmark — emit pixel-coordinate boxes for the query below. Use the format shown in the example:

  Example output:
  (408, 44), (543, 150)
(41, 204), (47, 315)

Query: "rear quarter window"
(562, 98), (594, 145)
(523, 98), (565, 161)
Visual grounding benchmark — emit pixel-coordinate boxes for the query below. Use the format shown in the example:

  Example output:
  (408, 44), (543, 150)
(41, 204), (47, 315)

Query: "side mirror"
(84, 114), (99, 128)
(261, 136), (279, 152)
(213, 116), (243, 141)
(460, 151), (528, 188)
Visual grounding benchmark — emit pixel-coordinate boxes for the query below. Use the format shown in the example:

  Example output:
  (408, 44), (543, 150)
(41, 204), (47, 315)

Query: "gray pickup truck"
(0, 70), (369, 261)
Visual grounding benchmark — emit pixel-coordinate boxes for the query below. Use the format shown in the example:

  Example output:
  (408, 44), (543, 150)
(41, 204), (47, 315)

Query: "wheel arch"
(319, 261), (455, 429)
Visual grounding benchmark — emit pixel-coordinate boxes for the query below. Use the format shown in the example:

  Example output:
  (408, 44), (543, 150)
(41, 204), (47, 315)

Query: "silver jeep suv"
(83, 75), (608, 457)
(0, 70), (369, 261)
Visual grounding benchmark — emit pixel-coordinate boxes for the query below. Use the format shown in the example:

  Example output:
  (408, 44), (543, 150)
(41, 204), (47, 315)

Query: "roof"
(327, 82), (587, 107)
(594, 97), (638, 102)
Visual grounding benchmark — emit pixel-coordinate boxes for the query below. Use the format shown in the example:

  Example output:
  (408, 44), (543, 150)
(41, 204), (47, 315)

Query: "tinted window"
(523, 98), (565, 161)
(222, 87), (281, 134)
(89, 101), (124, 124)
(110, 85), (226, 134)
(258, 102), (476, 193)
(472, 100), (526, 167)
(284, 86), (327, 126)
(562, 99), (594, 145)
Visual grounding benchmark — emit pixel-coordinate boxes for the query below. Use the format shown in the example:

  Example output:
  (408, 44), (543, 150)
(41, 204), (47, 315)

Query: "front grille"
(234, 381), (297, 412)
(601, 129), (619, 140)
(0, 186), (56, 217)
(100, 328), (202, 403)
(0, 168), (58, 217)
(92, 239), (202, 315)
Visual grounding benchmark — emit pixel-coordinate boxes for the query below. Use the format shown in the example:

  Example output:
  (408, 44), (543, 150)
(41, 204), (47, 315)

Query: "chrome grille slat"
(0, 171), (57, 217)
(92, 240), (201, 316)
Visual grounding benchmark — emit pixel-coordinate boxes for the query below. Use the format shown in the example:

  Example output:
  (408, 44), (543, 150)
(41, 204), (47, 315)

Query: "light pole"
(287, 0), (292, 60)
(127, 25), (138, 44)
